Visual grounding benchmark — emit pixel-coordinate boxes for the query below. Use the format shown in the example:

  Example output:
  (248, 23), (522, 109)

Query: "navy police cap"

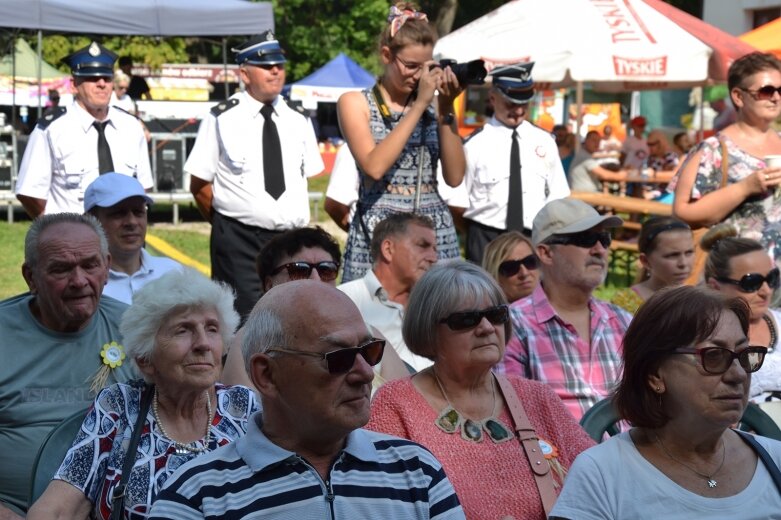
(233, 31), (287, 66)
(64, 42), (117, 78)
(490, 62), (535, 104)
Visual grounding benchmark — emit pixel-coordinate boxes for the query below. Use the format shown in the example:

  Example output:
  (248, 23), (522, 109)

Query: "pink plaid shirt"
(496, 284), (632, 420)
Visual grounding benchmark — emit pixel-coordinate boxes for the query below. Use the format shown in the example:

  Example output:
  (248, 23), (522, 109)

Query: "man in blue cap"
(461, 62), (569, 262)
(84, 173), (182, 304)
(186, 30), (323, 320)
(15, 41), (153, 218)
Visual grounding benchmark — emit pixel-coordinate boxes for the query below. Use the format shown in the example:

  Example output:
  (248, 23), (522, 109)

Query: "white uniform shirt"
(15, 102), (153, 214)
(325, 146), (467, 224)
(185, 91), (324, 230)
(463, 117), (569, 230)
(103, 248), (183, 305)
(338, 270), (433, 372)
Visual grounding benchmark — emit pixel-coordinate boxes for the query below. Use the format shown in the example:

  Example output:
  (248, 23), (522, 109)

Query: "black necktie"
(506, 129), (523, 231)
(260, 104), (285, 200)
(93, 121), (114, 174)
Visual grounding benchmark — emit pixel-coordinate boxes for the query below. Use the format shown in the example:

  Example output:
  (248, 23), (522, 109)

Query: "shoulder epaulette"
(112, 105), (138, 119)
(36, 107), (66, 129)
(463, 125), (484, 144)
(211, 98), (240, 117)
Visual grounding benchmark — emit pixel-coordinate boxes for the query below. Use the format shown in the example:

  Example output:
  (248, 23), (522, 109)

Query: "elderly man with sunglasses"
(149, 281), (465, 519)
(186, 31), (323, 321)
(497, 198), (633, 420)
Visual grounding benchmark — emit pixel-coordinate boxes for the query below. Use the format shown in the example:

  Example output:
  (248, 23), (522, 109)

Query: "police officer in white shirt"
(186, 31), (323, 319)
(15, 41), (153, 218)
(462, 62), (569, 262)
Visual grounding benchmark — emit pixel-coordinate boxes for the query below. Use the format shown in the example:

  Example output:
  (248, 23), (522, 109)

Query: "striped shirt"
(148, 412), (465, 520)
(496, 284), (632, 420)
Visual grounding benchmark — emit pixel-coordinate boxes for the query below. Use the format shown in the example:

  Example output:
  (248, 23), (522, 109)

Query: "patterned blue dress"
(341, 89), (460, 282)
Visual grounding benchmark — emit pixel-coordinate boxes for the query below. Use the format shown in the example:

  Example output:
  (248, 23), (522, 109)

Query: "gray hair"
(403, 260), (510, 360)
(241, 306), (292, 373)
(25, 213), (109, 269)
(120, 268), (239, 377)
(370, 212), (435, 264)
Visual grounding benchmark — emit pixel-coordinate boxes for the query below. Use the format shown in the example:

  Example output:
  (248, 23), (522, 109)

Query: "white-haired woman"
(29, 268), (259, 519)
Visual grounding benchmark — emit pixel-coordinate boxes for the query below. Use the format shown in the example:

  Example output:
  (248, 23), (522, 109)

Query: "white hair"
(120, 268), (239, 376)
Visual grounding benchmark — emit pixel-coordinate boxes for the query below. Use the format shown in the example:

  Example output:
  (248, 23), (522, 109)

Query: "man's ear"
(536, 243), (553, 265)
(380, 238), (395, 264)
(250, 353), (279, 399)
(22, 263), (36, 293)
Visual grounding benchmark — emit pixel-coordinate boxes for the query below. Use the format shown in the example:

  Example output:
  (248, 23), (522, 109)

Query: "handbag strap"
(719, 137), (729, 188)
(495, 374), (558, 516)
(110, 383), (154, 520)
(734, 429), (781, 495)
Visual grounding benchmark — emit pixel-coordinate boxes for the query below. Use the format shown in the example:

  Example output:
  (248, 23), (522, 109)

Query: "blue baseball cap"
(64, 42), (117, 78)
(233, 31), (287, 66)
(490, 62), (535, 104)
(84, 173), (153, 213)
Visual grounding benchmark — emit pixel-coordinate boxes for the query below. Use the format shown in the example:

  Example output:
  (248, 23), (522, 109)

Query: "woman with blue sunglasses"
(703, 223), (781, 402)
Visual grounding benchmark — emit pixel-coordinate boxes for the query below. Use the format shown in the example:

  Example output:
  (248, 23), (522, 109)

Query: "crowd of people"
(3, 1), (781, 519)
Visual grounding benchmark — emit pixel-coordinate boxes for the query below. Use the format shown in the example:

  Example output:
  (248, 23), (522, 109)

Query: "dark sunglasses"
(440, 305), (509, 331)
(740, 85), (781, 101)
(498, 255), (540, 277)
(270, 261), (339, 282)
(546, 230), (612, 249)
(716, 268), (780, 293)
(254, 63), (285, 71)
(673, 346), (767, 375)
(267, 338), (385, 374)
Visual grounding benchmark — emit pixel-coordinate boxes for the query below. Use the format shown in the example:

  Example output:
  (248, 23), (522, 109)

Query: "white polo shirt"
(103, 248), (183, 304)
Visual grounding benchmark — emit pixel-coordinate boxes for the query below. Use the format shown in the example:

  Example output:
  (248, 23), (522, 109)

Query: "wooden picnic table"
(569, 191), (672, 216)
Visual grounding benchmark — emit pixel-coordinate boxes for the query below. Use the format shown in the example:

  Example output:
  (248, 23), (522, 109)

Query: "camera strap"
(372, 83), (395, 131)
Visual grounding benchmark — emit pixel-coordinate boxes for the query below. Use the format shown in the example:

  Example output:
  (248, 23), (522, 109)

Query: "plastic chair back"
(28, 408), (89, 507)
(579, 399), (781, 442)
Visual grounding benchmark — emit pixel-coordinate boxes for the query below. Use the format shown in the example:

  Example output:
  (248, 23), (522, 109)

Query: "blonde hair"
(482, 231), (533, 281)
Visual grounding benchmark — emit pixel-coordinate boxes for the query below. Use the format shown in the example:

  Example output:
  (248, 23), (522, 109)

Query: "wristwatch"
(440, 112), (455, 125)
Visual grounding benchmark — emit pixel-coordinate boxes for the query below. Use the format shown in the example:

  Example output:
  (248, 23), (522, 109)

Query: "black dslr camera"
(431, 59), (487, 86)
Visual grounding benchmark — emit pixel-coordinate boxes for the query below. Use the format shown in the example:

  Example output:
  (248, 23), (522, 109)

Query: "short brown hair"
(700, 223), (763, 282)
(369, 212), (434, 263)
(614, 285), (750, 428)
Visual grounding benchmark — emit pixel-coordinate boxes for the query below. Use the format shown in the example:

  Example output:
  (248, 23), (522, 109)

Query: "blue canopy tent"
(289, 53), (375, 109)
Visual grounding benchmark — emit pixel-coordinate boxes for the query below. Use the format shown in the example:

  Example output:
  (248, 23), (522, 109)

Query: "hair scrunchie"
(388, 5), (428, 38)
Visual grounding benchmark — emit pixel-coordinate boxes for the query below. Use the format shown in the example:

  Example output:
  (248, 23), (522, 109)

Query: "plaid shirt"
(496, 284), (632, 420)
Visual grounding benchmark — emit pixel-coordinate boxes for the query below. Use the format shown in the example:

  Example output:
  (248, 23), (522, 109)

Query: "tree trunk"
(434, 0), (458, 38)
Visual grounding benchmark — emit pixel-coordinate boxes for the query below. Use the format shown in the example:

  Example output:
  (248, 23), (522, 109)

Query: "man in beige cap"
(496, 198), (633, 420)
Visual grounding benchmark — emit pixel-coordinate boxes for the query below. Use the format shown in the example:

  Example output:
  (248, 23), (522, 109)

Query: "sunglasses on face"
(498, 254), (540, 277)
(716, 268), (780, 293)
(673, 346), (767, 375)
(254, 63), (285, 71)
(267, 338), (385, 374)
(740, 85), (781, 101)
(439, 305), (509, 331)
(270, 261), (339, 282)
(546, 230), (612, 249)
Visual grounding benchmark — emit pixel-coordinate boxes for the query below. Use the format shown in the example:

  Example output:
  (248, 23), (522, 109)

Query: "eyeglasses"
(545, 230), (612, 249)
(673, 346), (767, 375)
(715, 268), (780, 293)
(440, 305), (509, 331)
(498, 254), (540, 277)
(267, 338), (385, 374)
(394, 55), (424, 74)
(740, 85), (781, 101)
(270, 261), (339, 282)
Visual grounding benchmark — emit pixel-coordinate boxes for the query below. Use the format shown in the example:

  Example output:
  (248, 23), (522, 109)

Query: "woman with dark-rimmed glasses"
(671, 52), (781, 281)
(550, 286), (780, 519)
(482, 231), (540, 303)
(703, 223), (781, 402)
(367, 260), (594, 519)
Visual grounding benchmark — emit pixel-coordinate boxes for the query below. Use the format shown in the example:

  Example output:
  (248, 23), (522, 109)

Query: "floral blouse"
(54, 379), (259, 519)
(668, 132), (781, 264)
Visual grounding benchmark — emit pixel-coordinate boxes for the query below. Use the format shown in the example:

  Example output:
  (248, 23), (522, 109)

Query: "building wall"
(703, 0), (781, 35)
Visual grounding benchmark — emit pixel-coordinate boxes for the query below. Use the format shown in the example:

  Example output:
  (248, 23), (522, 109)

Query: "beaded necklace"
(152, 389), (213, 455)
(762, 313), (777, 353)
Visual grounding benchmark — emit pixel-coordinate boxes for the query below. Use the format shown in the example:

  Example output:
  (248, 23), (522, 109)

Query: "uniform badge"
(535, 146), (546, 158)
(89, 42), (101, 56)
(266, 31), (275, 41)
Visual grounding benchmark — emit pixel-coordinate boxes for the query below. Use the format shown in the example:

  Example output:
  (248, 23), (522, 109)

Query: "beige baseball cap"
(532, 198), (623, 246)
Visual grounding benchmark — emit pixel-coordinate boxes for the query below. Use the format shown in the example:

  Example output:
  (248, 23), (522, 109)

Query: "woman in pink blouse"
(367, 260), (594, 520)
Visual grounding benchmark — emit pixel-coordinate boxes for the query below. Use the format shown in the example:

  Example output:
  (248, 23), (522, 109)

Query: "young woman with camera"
(336, 2), (465, 282)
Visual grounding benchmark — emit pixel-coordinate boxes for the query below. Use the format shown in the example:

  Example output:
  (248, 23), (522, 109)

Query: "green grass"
(146, 227), (211, 266)
(0, 222), (31, 299)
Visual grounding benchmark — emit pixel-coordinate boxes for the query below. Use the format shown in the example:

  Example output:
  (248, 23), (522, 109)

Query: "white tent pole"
(698, 90), (704, 142)
(37, 30), (42, 118)
(11, 37), (16, 128)
(222, 38), (229, 100)
(575, 81), (583, 152)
